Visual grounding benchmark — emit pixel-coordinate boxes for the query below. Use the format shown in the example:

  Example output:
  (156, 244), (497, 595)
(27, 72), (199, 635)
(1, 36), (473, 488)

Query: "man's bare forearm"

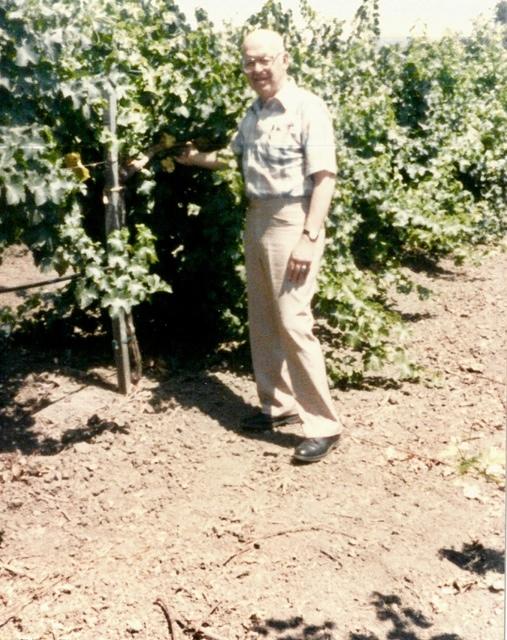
(176, 145), (233, 170)
(305, 170), (336, 235)
(191, 151), (229, 170)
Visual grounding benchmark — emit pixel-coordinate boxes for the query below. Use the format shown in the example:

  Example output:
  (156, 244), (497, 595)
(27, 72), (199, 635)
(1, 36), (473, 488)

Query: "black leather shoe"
(293, 435), (341, 463)
(241, 411), (300, 432)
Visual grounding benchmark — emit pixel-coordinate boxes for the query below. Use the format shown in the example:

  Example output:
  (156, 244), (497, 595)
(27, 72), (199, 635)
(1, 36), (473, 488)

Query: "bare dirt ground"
(0, 246), (505, 640)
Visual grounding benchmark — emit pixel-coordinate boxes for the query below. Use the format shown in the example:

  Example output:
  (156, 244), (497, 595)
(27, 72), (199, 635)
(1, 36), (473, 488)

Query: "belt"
(248, 195), (310, 207)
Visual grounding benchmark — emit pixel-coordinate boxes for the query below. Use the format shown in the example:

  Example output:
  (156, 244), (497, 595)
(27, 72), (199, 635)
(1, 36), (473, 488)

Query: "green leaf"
(104, 295), (131, 317)
(4, 179), (25, 205)
(15, 42), (39, 67)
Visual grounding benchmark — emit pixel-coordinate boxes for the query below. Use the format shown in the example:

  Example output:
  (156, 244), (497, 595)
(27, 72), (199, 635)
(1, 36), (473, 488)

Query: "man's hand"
(287, 234), (317, 285)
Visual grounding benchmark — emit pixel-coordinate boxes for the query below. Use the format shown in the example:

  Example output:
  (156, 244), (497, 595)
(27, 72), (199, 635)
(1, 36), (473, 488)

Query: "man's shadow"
(146, 367), (301, 451)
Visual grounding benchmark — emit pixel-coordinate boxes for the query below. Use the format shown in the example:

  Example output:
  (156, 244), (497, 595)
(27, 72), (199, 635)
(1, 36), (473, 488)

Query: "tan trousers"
(244, 197), (342, 438)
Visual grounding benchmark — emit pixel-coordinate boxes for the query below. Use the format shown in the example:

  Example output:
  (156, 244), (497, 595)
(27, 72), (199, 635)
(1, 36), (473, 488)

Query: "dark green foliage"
(1, 0), (506, 381)
(496, 1), (507, 25)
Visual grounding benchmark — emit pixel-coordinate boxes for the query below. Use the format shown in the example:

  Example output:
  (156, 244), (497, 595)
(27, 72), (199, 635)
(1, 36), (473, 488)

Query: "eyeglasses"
(242, 51), (284, 73)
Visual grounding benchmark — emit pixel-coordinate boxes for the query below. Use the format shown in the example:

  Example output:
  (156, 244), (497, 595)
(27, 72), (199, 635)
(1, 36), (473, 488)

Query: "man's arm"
(287, 170), (336, 285)
(175, 143), (232, 170)
(124, 141), (167, 177)
(304, 170), (336, 238)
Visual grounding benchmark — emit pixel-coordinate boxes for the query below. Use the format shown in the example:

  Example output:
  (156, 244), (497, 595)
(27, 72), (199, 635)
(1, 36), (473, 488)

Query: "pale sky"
(176, 0), (499, 39)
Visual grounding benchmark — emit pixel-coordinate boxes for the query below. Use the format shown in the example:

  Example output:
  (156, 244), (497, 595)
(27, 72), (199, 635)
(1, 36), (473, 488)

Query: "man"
(176, 29), (342, 463)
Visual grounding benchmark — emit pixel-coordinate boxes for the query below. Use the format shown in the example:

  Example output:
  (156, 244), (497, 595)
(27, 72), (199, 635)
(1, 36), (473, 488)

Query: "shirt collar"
(252, 77), (297, 114)
(271, 77), (297, 111)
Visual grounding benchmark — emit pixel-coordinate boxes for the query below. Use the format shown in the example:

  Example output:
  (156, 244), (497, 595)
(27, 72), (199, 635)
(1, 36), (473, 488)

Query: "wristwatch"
(303, 228), (319, 242)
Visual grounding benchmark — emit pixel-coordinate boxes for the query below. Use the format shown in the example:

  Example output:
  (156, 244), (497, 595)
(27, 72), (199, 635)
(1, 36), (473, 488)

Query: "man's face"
(242, 37), (289, 102)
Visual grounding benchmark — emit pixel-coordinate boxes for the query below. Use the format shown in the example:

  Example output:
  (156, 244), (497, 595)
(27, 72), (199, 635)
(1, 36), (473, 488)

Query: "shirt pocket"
(265, 120), (302, 166)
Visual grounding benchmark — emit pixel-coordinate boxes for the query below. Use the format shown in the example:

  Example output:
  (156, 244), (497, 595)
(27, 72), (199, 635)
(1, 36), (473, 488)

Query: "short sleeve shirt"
(231, 79), (336, 199)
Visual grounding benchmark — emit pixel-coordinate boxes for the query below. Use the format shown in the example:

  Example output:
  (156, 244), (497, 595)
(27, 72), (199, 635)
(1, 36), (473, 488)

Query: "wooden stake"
(126, 312), (142, 383)
(104, 83), (131, 395)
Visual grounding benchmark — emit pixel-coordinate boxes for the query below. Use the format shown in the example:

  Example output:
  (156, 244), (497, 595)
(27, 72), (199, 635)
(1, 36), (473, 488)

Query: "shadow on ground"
(439, 542), (505, 576)
(249, 593), (464, 640)
(347, 592), (463, 640)
(0, 339), (117, 455)
(145, 368), (300, 451)
(0, 339), (300, 455)
(250, 616), (336, 640)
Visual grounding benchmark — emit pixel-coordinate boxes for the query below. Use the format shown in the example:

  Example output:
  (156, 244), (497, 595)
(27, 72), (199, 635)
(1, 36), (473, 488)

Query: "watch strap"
(303, 228), (319, 242)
